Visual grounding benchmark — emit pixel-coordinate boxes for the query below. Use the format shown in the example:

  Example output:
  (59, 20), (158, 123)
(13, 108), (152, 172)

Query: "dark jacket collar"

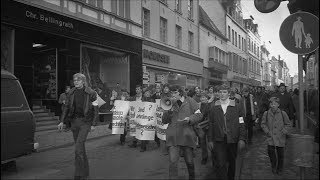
(69, 86), (93, 95)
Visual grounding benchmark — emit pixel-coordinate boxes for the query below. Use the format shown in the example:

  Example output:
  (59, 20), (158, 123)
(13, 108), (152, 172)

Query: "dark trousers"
(131, 134), (160, 150)
(199, 128), (208, 160)
(245, 115), (253, 142)
(168, 146), (195, 180)
(71, 118), (91, 178)
(267, 145), (284, 172)
(214, 139), (238, 180)
(120, 129), (127, 143)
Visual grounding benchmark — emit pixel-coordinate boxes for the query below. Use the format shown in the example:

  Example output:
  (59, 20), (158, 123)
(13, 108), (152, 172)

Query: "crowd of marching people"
(58, 72), (319, 180)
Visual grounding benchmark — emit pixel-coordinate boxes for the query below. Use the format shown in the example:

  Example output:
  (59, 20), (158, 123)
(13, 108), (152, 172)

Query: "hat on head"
(242, 87), (249, 93)
(278, 83), (286, 87)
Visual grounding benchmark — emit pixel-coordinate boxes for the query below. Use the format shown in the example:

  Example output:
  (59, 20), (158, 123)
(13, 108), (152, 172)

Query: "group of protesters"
(57, 72), (318, 180)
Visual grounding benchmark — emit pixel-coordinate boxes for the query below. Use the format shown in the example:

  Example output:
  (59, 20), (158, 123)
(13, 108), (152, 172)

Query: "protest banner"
(128, 101), (138, 136)
(155, 99), (168, 141)
(111, 100), (130, 134)
(135, 101), (157, 140)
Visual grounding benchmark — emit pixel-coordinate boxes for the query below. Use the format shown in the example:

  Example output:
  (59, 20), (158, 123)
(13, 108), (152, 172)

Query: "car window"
(1, 79), (29, 110)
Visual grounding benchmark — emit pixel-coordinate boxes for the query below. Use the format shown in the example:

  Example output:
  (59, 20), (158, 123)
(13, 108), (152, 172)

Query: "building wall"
(25, 0), (143, 38)
(142, 0), (199, 56)
(199, 0), (226, 36)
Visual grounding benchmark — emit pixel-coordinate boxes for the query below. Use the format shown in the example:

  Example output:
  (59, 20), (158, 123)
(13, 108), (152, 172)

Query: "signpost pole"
(298, 54), (305, 180)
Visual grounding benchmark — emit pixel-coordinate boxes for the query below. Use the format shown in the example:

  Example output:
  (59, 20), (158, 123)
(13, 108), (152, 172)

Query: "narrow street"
(1, 134), (213, 179)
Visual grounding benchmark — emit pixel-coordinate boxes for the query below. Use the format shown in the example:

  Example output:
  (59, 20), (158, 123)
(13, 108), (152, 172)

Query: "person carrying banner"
(58, 73), (99, 180)
(128, 85), (143, 149)
(162, 85), (203, 180)
(207, 84), (247, 180)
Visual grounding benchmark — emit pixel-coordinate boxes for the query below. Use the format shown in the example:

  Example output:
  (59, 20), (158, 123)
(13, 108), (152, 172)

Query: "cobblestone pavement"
(239, 128), (319, 180)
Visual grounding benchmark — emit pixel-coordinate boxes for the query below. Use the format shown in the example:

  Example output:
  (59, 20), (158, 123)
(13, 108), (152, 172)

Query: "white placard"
(135, 101), (157, 140)
(111, 100), (130, 134)
(155, 99), (168, 141)
(128, 101), (138, 136)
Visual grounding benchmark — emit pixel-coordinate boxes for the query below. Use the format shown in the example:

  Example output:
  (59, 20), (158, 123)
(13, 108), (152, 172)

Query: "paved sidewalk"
(240, 128), (319, 180)
(35, 124), (112, 152)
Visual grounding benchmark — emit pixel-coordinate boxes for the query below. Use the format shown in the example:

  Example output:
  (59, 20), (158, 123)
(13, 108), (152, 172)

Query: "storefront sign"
(143, 49), (170, 64)
(233, 75), (261, 86)
(233, 75), (248, 83)
(25, 10), (74, 29)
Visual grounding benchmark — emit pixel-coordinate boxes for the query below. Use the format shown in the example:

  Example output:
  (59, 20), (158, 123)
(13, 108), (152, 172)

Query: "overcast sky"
(241, 0), (298, 76)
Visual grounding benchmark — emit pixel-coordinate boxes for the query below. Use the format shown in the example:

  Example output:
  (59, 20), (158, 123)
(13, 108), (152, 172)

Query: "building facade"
(260, 43), (271, 87)
(1, 0), (143, 113)
(244, 18), (262, 87)
(141, 0), (203, 89)
(198, 3), (228, 88)
(222, 0), (249, 91)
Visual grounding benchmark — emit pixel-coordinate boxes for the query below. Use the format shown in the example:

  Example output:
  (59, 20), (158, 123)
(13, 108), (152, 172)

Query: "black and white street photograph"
(1, 0), (319, 179)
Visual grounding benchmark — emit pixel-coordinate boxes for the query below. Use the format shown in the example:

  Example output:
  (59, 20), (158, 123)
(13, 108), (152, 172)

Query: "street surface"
(1, 126), (318, 179)
(1, 134), (212, 179)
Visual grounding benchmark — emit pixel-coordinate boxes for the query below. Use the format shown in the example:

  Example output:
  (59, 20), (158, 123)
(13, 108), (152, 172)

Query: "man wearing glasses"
(162, 85), (203, 180)
(58, 73), (99, 180)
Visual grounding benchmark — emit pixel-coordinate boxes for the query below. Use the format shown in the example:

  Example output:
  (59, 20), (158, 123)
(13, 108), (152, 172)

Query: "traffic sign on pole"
(254, 0), (281, 13)
(279, 11), (319, 55)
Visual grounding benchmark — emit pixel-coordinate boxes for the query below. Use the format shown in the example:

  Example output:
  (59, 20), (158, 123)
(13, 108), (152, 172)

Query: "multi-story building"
(260, 43), (271, 87)
(1, 0), (144, 114)
(199, 1), (228, 88)
(270, 56), (279, 88)
(221, 0), (249, 91)
(306, 54), (316, 88)
(283, 62), (290, 88)
(141, 0), (203, 89)
(244, 17), (262, 87)
(278, 55), (284, 85)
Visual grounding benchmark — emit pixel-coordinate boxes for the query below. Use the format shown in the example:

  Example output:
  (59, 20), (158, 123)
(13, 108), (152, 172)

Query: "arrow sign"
(279, 11), (319, 55)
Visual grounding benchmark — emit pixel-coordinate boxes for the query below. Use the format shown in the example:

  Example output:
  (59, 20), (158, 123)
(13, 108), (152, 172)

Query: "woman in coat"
(261, 96), (292, 175)
(162, 85), (202, 180)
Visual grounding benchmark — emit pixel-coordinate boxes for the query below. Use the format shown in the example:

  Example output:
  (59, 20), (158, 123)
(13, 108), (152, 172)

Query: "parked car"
(1, 70), (39, 164)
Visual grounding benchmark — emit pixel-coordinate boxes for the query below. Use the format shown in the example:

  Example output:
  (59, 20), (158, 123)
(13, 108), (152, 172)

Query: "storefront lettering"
(26, 10), (74, 29)
(143, 49), (170, 64)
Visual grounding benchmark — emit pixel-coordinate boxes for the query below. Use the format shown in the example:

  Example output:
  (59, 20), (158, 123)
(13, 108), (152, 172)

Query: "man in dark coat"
(207, 84), (247, 180)
(162, 85), (203, 180)
(58, 73), (99, 180)
(272, 83), (295, 126)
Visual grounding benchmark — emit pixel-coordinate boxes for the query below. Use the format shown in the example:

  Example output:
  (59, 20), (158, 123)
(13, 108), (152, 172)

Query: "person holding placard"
(128, 85), (143, 149)
(162, 85), (203, 180)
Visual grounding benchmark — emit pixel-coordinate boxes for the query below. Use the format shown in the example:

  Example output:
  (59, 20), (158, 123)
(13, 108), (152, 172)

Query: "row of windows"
(78, 0), (130, 19)
(228, 26), (246, 52)
(159, 0), (194, 20)
(209, 47), (227, 65)
(143, 8), (194, 53)
(249, 57), (261, 75)
(248, 38), (259, 58)
(230, 53), (248, 75)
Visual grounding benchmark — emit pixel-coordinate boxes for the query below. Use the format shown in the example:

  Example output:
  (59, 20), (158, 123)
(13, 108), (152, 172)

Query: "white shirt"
(220, 98), (230, 114)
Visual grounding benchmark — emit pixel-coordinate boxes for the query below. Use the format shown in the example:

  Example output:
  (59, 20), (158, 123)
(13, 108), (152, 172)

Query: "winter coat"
(255, 92), (269, 115)
(261, 109), (292, 147)
(271, 92), (295, 120)
(60, 87), (99, 126)
(208, 99), (247, 143)
(240, 94), (257, 119)
(162, 96), (203, 149)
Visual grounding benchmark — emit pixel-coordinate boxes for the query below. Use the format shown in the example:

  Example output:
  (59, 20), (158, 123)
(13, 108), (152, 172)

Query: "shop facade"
(142, 41), (203, 90)
(1, 0), (142, 114)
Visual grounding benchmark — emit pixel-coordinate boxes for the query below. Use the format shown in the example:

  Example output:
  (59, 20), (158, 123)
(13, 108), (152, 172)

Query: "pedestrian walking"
(58, 85), (71, 129)
(207, 84), (247, 180)
(198, 92), (211, 165)
(193, 86), (201, 103)
(58, 73), (99, 180)
(255, 86), (270, 130)
(240, 87), (257, 144)
(261, 97), (292, 175)
(162, 85), (203, 180)
(272, 83), (295, 127)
